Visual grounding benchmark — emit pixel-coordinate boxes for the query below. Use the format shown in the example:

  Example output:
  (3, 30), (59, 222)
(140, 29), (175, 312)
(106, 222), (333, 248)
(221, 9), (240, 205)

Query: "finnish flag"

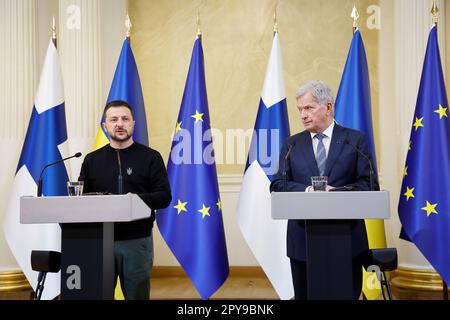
(3, 40), (69, 300)
(236, 33), (294, 300)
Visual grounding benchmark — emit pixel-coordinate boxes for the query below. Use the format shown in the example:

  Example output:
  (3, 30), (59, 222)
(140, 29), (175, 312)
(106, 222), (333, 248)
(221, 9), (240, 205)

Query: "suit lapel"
(324, 124), (347, 176)
(297, 131), (320, 176)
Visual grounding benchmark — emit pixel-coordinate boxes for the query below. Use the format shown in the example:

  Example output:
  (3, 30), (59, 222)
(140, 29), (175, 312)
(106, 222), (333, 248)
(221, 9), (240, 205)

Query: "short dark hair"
(103, 100), (133, 120)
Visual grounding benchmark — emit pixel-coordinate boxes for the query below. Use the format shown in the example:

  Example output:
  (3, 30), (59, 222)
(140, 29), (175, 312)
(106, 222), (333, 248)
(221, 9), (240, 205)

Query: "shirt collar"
(108, 141), (135, 152)
(311, 121), (335, 140)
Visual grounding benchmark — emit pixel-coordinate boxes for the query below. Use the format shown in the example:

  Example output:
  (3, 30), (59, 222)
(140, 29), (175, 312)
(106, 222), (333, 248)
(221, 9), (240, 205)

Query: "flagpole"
(351, 4), (359, 34)
(431, 1), (438, 27)
(125, 13), (132, 43)
(347, 10), (375, 294)
(52, 16), (57, 48)
(197, 9), (202, 39)
(350, 5), (366, 300)
(273, 6), (278, 35)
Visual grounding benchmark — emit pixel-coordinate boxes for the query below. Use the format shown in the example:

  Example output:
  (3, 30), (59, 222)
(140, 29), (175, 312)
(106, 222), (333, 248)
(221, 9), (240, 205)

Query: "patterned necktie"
(315, 133), (327, 175)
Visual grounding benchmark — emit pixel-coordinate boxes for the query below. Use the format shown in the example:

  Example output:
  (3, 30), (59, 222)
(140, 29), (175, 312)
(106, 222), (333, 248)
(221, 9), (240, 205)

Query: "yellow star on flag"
(175, 121), (182, 133)
(216, 199), (222, 211)
(191, 110), (204, 123)
(198, 204), (211, 219)
(404, 166), (408, 177)
(421, 201), (438, 217)
(403, 186), (415, 201)
(408, 141), (411, 151)
(434, 104), (448, 119)
(174, 200), (188, 215)
(413, 117), (424, 131)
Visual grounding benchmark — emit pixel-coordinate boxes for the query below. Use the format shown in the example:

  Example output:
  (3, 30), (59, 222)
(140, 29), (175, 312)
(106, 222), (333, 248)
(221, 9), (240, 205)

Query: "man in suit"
(270, 80), (379, 300)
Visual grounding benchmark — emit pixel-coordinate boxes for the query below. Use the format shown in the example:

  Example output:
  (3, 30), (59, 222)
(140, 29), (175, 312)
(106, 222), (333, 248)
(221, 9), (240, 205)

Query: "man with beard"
(78, 100), (171, 300)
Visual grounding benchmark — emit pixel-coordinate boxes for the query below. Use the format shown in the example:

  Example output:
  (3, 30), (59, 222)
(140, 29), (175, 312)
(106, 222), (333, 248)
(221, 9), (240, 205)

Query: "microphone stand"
(283, 144), (294, 192)
(35, 271), (47, 300)
(368, 159), (375, 192)
(37, 152), (82, 197)
(345, 140), (375, 191)
(116, 150), (123, 194)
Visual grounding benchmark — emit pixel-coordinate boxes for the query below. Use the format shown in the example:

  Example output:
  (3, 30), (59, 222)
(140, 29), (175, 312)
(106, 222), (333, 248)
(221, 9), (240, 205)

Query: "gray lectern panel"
(271, 191), (390, 220)
(20, 194), (150, 224)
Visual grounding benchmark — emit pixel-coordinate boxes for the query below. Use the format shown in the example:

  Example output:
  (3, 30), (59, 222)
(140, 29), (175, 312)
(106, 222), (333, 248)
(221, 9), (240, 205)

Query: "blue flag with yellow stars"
(156, 36), (229, 299)
(398, 26), (450, 285)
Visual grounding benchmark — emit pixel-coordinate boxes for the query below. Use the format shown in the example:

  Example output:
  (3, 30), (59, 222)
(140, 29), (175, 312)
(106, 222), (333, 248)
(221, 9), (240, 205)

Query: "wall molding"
(391, 267), (448, 300)
(0, 271), (32, 292)
(218, 174), (243, 193)
(152, 266), (267, 279)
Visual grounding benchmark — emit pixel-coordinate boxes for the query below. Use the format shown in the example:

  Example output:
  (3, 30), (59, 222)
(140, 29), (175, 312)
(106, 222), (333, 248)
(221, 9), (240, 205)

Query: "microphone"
(37, 152), (82, 197)
(283, 143), (295, 192)
(345, 139), (375, 191)
(116, 150), (123, 194)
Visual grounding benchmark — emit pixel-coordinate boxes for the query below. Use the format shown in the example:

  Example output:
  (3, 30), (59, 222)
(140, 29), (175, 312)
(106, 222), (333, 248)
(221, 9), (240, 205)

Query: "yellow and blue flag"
(398, 25), (450, 285)
(93, 38), (148, 150)
(156, 37), (229, 300)
(93, 38), (148, 299)
(335, 30), (377, 165)
(335, 29), (387, 299)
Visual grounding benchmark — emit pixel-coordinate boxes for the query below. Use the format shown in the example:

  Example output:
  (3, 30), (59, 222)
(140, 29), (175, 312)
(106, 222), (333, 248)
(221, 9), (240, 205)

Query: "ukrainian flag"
(93, 38), (148, 150)
(94, 38), (148, 299)
(334, 29), (386, 300)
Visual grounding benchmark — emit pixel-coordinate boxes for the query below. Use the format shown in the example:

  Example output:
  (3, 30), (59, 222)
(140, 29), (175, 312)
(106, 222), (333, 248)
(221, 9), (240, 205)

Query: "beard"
(109, 129), (133, 143)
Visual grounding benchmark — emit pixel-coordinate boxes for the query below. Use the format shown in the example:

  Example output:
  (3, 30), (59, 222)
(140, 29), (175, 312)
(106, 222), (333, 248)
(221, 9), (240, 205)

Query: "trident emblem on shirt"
(127, 168), (133, 176)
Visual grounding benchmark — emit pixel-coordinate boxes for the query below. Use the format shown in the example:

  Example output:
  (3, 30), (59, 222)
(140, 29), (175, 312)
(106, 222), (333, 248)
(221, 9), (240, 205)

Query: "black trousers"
(290, 257), (363, 300)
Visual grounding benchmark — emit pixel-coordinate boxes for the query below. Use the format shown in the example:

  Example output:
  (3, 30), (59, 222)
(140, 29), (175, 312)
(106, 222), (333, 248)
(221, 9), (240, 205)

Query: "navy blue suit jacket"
(270, 124), (379, 261)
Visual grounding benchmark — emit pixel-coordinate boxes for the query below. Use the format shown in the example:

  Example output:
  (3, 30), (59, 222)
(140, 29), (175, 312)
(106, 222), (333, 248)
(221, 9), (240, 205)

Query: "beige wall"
(128, 0), (380, 174)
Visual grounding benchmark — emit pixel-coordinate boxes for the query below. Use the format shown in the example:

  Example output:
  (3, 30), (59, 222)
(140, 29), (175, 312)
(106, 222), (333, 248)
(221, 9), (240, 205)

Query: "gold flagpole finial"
(273, 8), (278, 34)
(125, 13), (132, 40)
(431, 1), (439, 26)
(197, 10), (202, 37)
(52, 16), (57, 46)
(351, 4), (359, 32)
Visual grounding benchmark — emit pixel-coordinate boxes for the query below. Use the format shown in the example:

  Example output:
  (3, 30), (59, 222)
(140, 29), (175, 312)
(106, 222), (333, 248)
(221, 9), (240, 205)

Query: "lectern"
(271, 191), (390, 300)
(20, 194), (151, 300)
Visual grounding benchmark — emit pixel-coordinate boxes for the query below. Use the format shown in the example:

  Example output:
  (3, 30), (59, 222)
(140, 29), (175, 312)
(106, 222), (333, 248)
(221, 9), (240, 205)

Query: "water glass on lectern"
(67, 181), (84, 196)
(311, 176), (327, 191)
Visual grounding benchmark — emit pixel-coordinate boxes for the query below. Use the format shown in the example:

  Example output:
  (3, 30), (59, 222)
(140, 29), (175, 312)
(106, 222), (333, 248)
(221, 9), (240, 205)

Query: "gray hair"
(296, 80), (335, 107)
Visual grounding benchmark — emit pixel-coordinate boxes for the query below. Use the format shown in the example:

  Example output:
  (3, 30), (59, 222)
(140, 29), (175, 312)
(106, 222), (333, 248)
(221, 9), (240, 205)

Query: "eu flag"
(93, 39), (148, 150)
(156, 37), (229, 299)
(398, 26), (450, 285)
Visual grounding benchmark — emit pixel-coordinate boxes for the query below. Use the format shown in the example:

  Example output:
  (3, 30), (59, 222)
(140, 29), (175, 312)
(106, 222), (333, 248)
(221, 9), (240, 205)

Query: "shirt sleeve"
(137, 151), (172, 210)
(78, 156), (92, 193)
